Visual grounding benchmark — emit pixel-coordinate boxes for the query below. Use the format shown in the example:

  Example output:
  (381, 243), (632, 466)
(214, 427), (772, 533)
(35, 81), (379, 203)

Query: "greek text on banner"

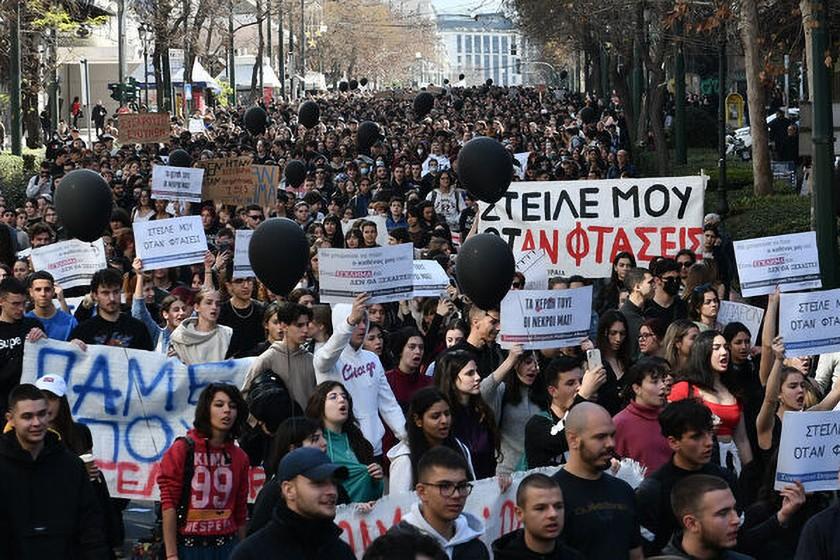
(477, 176), (706, 278)
(499, 286), (593, 349)
(775, 410), (840, 492)
(133, 215), (208, 271)
(734, 231), (821, 297)
(319, 244), (414, 304)
(20, 340), (263, 501)
(30, 238), (107, 290)
(778, 288), (840, 357)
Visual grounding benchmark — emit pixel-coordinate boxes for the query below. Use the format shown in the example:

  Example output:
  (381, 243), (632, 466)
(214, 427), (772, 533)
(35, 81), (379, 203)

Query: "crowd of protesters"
(0, 83), (836, 560)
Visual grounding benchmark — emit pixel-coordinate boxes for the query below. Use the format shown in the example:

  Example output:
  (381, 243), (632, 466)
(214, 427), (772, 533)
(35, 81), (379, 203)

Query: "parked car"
(726, 108), (799, 160)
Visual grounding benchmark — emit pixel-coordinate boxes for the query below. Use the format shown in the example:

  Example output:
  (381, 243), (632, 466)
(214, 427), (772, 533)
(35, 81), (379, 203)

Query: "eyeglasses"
(678, 261), (693, 268)
(420, 481), (473, 497)
(326, 392), (348, 401)
(248, 214), (263, 221)
(638, 333), (655, 340)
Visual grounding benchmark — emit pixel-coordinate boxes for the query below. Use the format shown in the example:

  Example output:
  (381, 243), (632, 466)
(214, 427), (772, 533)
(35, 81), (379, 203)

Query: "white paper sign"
(515, 249), (549, 290)
(412, 259), (450, 298)
(188, 118), (204, 133)
(233, 229), (255, 279)
(134, 216), (207, 271)
(319, 244), (414, 304)
(734, 231), (821, 297)
(775, 410), (840, 492)
(717, 301), (765, 347)
(779, 288), (840, 357)
(513, 152), (530, 179)
(499, 286), (593, 349)
(341, 215), (390, 247)
(30, 238), (107, 290)
(151, 164), (204, 203)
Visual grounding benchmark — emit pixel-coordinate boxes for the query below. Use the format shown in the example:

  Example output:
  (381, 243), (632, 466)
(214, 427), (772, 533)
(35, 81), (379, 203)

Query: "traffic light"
(108, 82), (123, 102)
(125, 78), (139, 102)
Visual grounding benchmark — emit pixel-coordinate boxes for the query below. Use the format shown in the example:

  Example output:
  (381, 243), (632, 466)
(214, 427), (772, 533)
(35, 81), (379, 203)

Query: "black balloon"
(459, 73), (465, 81)
(457, 136), (513, 204)
(243, 106), (268, 134)
(168, 149), (192, 168)
(443, 78), (450, 85)
(413, 92), (434, 118)
(298, 100), (320, 128)
(349, 79), (359, 90)
(579, 105), (596, 124)
(453, 98), (464, 111)
(455, 233), (514, 310)
(249, 218), (309, 296)
(360, 77), (368, 86)
(559, 69), (569, 80)
(486, 78), (493, 86)
(357, 121), (382, 152)
(285, 160), (306, 188)
(54, 169), (113, 242)
(339, 81), (349, 92)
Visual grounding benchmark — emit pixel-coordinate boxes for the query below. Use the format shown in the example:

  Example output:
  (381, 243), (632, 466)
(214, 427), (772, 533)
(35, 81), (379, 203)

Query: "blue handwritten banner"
(21, 340), (257, 500)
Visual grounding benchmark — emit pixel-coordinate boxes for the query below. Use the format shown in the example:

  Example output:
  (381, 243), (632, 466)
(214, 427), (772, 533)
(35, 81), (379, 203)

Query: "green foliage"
(0, 154), (28, 209)
(32, 7), (107, 33)
(217, 80), (233, 108)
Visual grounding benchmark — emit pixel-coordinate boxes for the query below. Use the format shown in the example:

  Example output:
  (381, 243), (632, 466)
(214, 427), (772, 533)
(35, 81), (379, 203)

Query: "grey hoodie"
(242, 341), (316, 411)
(169, 317), (232, 365)
(398, 502), (490, 559)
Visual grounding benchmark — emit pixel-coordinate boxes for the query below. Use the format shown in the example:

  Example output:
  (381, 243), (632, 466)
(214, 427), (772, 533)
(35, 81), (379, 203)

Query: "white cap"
(35, 375), (67, 398)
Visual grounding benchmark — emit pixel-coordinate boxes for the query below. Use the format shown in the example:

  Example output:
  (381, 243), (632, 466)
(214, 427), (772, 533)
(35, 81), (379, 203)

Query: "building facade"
(435, 12), (523, 87)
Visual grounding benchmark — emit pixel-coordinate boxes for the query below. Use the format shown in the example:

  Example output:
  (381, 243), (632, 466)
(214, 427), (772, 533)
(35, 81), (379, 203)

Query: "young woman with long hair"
(593, 310), (632, 416)
(132, 257), (194, 354)
(305, 381), (384, 503)
(158, 383), (250, 559)
(169, 288), (232, 364)
(687, 283), (723, 332)
(662, 319), (700, 374)
(596, 251), (635, 314)
(433, 349), (500, 479)
(387, 387), (474, 494)
(668, 330), (753, 474)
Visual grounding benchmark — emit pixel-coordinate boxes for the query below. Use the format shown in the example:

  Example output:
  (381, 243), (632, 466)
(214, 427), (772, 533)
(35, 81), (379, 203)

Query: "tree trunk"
(610, 53), (636, 148)
(21, 9), (41, 148)
(740, 0), (772, 195)
(799, 0), (814, 100)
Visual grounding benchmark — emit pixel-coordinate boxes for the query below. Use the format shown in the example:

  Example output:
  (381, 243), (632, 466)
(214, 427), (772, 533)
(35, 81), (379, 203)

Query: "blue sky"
(431, 0), (506, 14)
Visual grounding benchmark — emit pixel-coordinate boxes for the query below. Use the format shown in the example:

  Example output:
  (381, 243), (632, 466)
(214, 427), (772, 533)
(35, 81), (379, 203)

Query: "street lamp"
(138, 23), (152, 109)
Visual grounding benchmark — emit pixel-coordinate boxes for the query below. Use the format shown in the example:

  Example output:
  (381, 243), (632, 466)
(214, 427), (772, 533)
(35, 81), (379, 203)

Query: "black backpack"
(246, 370), (303, 432)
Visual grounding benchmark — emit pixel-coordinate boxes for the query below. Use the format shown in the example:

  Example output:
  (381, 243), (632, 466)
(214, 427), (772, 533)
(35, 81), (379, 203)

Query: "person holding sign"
(168, 288), (232, 365)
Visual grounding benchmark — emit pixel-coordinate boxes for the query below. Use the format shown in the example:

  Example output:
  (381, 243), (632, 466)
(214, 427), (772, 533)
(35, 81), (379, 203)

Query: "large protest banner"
(335, 467), (557, 558)
(21, 340), (259, 500)
(775, 410), (840, 492)
(499, 286), (593, 349)
(30, 238), (107, 290)
(478, 176), (706, 277)
(717, 301), (765, 347)
(150, 165), (204, 202)
(196, 157), (257, 206)
(251, 165), (279, 208)
(133, 216), (207, 271)
(118, 112), (170, 144)
(412, 259), (450, 298)
(233, 229), (255, 279)
(320, 244), (414, 304)
(779, 288), (840, 357)
(734, 231), (821, 297)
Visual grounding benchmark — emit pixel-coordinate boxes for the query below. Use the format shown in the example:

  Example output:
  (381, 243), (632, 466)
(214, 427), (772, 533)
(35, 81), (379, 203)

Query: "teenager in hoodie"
(158, 383), (250, 559)
(313, 293), (405, 457)
(169, 288), (232, 365)
(492, 473), (584, 560)
(389, 446), (489, 560)
(613, 357), (672, 474)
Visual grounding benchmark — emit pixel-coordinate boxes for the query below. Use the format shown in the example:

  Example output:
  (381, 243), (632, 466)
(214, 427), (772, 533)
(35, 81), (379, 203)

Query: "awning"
(129, 58), (222, 94)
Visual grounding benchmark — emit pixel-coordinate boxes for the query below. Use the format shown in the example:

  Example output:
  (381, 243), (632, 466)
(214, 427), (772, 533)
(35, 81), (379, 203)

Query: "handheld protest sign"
(457, 136), (513, 204)
(54, 169), (112, 242)
(248, 218), (309, 296)
(456, 233), (515, 310)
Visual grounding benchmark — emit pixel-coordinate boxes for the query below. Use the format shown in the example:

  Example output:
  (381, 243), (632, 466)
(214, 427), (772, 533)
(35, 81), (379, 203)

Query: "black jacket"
(795, 502), (840, 560)
(0, 430), (109, 559)
(662, 533), (754, 559)
(232, 503), (355, 560)
(492, 528), (585, 560)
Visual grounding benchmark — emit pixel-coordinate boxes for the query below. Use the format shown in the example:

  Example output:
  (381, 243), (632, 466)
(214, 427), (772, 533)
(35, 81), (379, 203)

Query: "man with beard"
(551, 402), (643, 560)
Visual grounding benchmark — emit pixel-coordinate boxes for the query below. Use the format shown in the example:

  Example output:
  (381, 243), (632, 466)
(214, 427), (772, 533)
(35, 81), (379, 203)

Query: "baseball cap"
(35, 375), (67, 398)
(278, 447), (349, 483)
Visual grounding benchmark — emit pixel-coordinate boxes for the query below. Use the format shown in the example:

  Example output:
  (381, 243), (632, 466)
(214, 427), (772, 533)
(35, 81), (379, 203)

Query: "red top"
(385, 367), (433, 410)
(157, 429), (249, 536)
(614, 401), (672, 474)
(668, 381), (742, 437)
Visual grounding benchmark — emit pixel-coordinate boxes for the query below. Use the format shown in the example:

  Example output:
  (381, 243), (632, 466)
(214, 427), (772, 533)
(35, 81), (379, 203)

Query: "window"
(484, 54), (490, 79)
(493, 59), (500, 84)
(483, 35), (490, 53)
(492, 35), (499, 53)
(474, 54), (480, 68)
(457, 34), (462, 53)
(502, 55), (508, 77)
(457, 55), (461, 65)
(464, 34), (471, 53)
(502, 36), (508, 54)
